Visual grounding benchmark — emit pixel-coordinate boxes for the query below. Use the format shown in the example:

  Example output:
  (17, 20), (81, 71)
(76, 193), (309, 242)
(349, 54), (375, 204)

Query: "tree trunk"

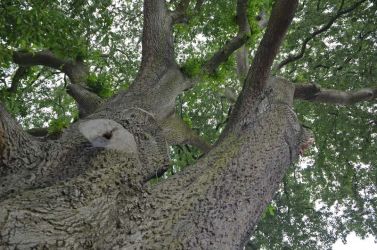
(0, 76), (305, 249)
(0, 0), (303, 249)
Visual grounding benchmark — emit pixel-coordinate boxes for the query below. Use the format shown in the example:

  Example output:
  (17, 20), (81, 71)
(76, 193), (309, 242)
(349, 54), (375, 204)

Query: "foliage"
(0, 0), (376, 249)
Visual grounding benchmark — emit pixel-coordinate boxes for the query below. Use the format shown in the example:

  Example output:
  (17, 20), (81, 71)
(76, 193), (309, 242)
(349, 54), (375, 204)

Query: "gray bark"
(0, 77), (305, 249)
(0, 0), (307, 249)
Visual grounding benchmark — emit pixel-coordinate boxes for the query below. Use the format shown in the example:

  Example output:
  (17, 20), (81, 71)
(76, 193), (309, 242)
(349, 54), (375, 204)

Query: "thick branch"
(13, 50), (101, 117)
(244, 0), (298, 93)
(159, 114), (212, 153)
(8, 66), (29, 93)
(13, 50), (66, 69)
(13, 50), (89, 86)
(202, 0), (250, 75)
(0, 104), (42, 175)
(236, 9), (269, 81)
(236, 45), (249, 80)
(203, 34), (250, 75)
(139, 1), (174, 71)
(226, 0), (298, 134)
(66, 84), (103, 118)
(276, 0), (367, 70)
(294, 83), (377, 105)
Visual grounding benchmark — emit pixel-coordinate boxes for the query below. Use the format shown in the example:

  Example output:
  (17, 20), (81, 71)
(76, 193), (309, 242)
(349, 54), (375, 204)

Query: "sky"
(333, 233), (377, 250)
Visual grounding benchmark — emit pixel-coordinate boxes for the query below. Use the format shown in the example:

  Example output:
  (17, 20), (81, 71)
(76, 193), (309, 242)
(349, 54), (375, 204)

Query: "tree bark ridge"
(225, 0), (299, 135)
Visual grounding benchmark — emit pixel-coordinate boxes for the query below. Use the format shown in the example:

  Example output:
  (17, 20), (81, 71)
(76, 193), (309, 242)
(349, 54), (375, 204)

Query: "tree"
(0, 0), (376, 249)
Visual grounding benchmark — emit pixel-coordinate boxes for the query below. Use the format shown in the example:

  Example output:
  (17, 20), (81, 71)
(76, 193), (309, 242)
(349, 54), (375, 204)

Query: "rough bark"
(159, 114), (212, 153)
(224, 0), (298, 136)
(0, 77), (305, 249)
(0, 0), (322, 249)
(66, 84), (103, 118)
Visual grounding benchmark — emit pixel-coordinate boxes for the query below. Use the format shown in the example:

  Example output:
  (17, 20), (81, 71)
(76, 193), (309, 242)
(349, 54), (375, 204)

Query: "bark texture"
(0, 0), (314, 249)
(0, 77), (305, 249)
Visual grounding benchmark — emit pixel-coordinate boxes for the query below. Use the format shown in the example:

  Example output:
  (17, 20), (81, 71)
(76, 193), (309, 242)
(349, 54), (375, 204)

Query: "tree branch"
(12, 50), (102, 117)
(171, 0), (205, 24)
(8, 66), (29, 93)
(202, 0), (250, 75)
(66, 84), (103, 118)
(13, 50), (67, 69)
(236, 45), (249, 80)
(225, 0), (298, 134)
(13, 50), (89, 86)
(276, 0), (367, 70)
(139, 0), (174, 72)
(0, 103), (41, 175)
(159, 114), (212, 153)
(244, 0), (298, 93)
(294, 83), (377, 105)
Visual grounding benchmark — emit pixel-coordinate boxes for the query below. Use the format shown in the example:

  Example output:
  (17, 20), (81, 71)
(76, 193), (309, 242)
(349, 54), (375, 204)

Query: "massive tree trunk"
(0, 0), (338, 248)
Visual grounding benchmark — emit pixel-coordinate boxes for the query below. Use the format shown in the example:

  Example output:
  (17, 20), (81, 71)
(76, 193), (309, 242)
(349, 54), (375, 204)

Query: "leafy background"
(0, 0), (376, 249)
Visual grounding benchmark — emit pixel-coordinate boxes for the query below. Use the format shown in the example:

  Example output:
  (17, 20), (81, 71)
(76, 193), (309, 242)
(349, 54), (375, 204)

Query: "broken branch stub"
(79, 119), (138, 154)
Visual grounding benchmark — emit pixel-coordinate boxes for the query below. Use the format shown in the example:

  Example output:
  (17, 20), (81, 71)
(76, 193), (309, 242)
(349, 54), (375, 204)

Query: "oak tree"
(0, 0), (376, 249)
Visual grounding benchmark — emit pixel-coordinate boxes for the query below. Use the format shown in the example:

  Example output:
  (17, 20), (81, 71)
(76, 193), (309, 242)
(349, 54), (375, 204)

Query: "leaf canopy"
(0, 0), (376, 249)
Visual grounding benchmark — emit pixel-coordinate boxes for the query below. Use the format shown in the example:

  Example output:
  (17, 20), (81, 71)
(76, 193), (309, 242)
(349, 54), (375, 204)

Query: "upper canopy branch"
(13, 50), (102, 117)
(13, 50), (67, 69)
(13, 50), (89, 85)
(138, 1), (175, 74)
(224, 0), (298, 134)
(276, 0), (367, 70)
(8, 66), (29, 93)
(294, 83), (377, 105)
(171, 0), (204, 24)
(244, 0), (298, 94)
(202, 0), (250, 75)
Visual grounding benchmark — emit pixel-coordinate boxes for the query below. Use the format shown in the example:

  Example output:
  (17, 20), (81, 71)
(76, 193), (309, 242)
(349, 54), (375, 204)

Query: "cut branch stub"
(92, 107), (171, 180)
(79, 119), (138, 154)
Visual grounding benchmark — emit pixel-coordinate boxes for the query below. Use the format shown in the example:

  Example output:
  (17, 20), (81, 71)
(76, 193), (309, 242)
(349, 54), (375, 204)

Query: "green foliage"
(87, 73), (112, 98)
(181, 57), (203, 78)
(48, 117), (68, 135)
(0, 0), (376, 249)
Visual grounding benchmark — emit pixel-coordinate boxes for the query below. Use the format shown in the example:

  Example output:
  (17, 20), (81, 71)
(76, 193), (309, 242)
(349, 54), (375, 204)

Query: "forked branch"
(13, 50), (89, 85)
(224, 0), (298, 134)
(202, 0), (250, 75)
(276, 0), (367, 70)
(13, 50), (101, 117)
